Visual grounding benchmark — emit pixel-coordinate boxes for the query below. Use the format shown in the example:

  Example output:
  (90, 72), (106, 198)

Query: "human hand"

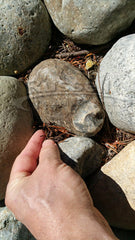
(5, 130), (118, 240)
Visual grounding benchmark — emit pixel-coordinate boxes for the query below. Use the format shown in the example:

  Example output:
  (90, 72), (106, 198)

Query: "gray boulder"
(0, 76), (34, 200)
(59, 136), (106, 177)
(88, 141), (135, 230)
(0, 207), (35, 240)
(0, 0), (51, 76)
(28, 59), (105, 137)
(96, 34), (135, 134)
(44, 0), (135, 45)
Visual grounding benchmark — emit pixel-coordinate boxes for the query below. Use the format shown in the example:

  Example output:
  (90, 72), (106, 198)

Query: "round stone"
(44, 0), (135, 45)
(0, 76), (34, 199)
(0, 0), (51, 75)
(28, 59), (105, 136)
(96, 34), (135, 134)
(59, 136), (106, 177)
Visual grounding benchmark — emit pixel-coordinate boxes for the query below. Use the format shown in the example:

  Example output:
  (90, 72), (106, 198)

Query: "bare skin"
(5, 130), (118, 240)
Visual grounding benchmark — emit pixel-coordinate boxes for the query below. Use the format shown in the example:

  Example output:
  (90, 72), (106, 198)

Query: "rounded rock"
(0, 0), (51, 75)
(59, 136), (106, 177)
(44, 0), (135, 45)
(28, 59), (105, 136)
(0, 76), (34, 199)
(0, 207), (35, 240)
(96, 34), (135, 134)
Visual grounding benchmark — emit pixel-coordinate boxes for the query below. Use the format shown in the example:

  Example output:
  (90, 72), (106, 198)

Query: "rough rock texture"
(59, 136), (106, 177)
(28, 59), (105, 136)
(44, 0), (135, 45)
(0, 207), (35, 240)
(96, 34), (135, 134)
(0, 0), (51, 76)
(87, 141), (135, 230)
(0, 76), (34, 200)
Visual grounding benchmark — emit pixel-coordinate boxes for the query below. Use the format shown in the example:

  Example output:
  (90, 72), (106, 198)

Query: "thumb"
(9, 130), (45, 180)
(39, 139), (62, 166)
(5, 130), (45, 211)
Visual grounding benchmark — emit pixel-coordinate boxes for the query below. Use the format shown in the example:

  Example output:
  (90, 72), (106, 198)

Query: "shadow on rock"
(59, 147), (79, 173)
(86, 171), (135, 230)
(17, 224), (36, 240)
(111, 227), (135, 240)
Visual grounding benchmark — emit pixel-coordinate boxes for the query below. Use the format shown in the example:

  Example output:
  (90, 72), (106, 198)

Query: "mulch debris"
(33, 122), (74, 143)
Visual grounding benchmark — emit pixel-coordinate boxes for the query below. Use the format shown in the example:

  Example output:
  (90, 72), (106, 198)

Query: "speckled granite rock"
(59, 136), (106, 177)
(96, 34), (135, 134)
(88, 141), (135, 230)
(44, 0), (135, 45)
(0, 207), (35, 240)
(28, 59), (105, 136)
(0, 76), (34, 200)
(0, 0), (51, 75)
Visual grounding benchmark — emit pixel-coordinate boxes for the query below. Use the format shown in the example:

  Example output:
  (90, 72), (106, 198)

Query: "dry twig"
(55, 50), (89, 58)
